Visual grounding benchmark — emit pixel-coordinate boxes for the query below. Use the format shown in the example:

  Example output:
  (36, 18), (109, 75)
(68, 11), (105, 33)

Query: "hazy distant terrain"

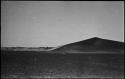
(1, 47), (54, 51)
(1, 37), (124, 78)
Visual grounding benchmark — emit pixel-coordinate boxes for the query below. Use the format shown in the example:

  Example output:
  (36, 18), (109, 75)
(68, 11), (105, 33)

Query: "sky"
(1, 1), (124, 47)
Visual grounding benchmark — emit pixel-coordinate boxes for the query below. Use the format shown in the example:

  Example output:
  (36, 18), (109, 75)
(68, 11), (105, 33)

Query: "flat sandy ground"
(1, 51), (124, 79)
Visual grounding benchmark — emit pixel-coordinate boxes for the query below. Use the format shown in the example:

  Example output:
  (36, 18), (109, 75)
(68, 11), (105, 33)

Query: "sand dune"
(50, 37), (124, 54)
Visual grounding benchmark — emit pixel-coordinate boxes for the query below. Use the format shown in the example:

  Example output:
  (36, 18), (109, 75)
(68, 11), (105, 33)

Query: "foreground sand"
(1, 51), (124, 79)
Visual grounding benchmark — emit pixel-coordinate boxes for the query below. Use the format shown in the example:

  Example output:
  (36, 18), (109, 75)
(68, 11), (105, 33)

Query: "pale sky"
(1, 1), (124, 47)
